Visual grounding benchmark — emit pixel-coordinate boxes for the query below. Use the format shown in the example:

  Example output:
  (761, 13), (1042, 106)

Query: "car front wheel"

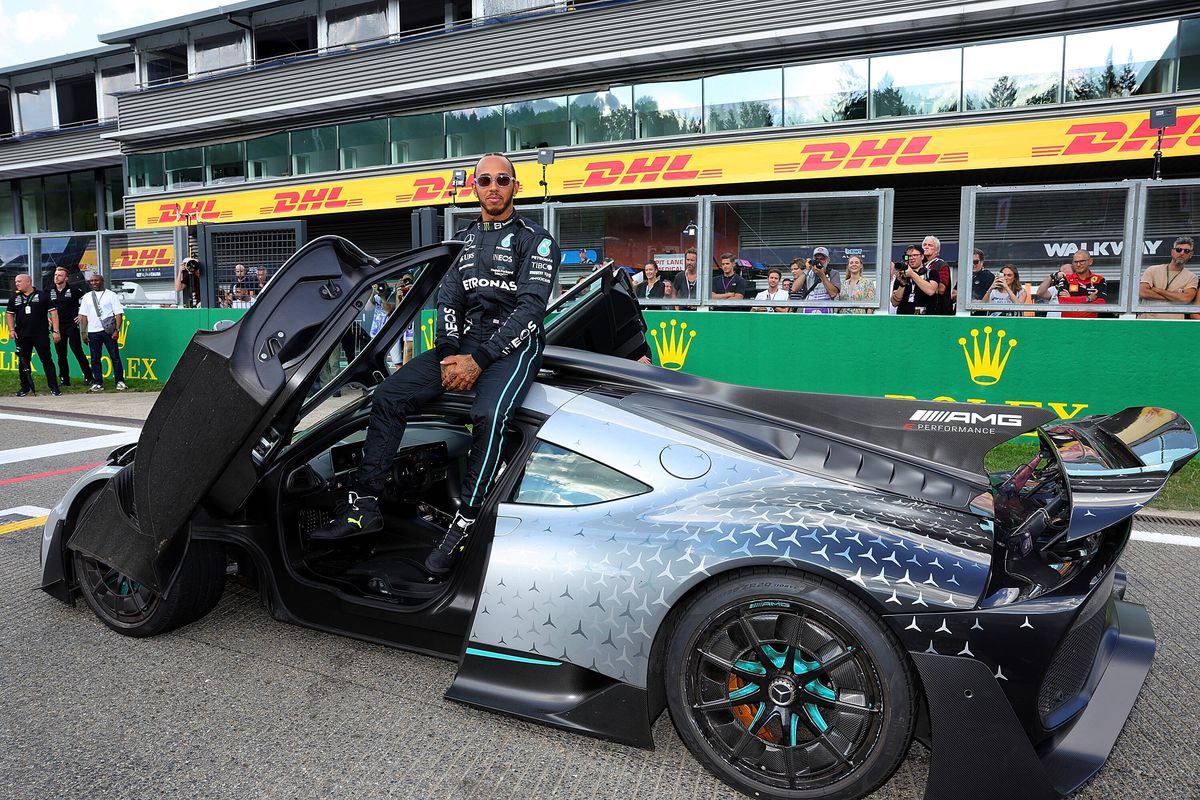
(665, 569), (916, 800)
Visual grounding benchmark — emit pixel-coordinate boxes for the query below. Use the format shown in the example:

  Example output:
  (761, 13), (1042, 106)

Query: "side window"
(513, 441), (650, 506)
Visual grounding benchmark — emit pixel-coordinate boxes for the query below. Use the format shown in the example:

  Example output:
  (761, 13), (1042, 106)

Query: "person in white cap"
(795, 246), (840, 313)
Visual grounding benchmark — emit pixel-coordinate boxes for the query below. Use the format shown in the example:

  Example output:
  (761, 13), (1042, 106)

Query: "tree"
(984, 75), (1018, 108)
(870, 75), (914, 117)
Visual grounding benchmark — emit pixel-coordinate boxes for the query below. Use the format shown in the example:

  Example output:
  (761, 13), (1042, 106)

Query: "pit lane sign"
(135, 105), (1200, 230)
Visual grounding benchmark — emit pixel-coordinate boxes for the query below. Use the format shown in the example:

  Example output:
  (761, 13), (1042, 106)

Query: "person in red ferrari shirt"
(1036, 250), (1107, 318)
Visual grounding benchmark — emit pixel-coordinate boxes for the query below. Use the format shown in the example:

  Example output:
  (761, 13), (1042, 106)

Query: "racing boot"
(310, 491), (383, 541)
(424, 511), (475, 577)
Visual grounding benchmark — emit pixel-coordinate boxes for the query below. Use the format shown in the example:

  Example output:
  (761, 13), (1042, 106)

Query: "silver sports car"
(40, 237), (1197, 800)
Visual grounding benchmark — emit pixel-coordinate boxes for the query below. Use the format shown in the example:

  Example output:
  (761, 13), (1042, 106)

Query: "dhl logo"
(113, 247), (174, 268)
(148, 200), (231, 225)
(774, 135), (965, 174)
(1033, 115), (1200, 158)
(394, 176), (525, 204)
(562, 155), (721, 190)
(260, 187), (364, 215)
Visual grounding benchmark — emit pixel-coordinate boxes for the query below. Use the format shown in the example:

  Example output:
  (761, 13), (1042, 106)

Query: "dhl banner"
(108, 245), (176, 279)
(135, 105), (1200, 229)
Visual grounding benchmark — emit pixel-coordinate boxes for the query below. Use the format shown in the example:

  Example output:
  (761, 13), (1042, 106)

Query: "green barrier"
(6, 307), (1196, 431)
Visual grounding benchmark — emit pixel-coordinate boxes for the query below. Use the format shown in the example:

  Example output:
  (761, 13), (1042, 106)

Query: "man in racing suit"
(312, 153), (561, 578)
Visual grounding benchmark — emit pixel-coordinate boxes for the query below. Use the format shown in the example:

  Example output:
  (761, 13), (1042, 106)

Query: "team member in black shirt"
(47, 267), (95, 387)
(5, 273), (61, 396)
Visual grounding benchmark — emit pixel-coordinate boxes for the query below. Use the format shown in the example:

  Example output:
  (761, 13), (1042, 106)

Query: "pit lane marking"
(1131, 530), (1200, 548)
(0, 412), (139, 466)
(0, 506), (51, 537)
(0, 463), (102, 486)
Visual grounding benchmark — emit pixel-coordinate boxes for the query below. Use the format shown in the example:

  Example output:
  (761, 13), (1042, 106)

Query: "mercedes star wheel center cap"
(769, 676), (797, 706)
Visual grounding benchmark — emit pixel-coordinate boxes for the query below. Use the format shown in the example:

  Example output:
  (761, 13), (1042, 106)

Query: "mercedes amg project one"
(40, 237), (1197, 800)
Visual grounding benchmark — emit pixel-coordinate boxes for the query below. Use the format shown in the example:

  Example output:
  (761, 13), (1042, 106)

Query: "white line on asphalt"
(1131, 530), (1200, 548)
(0, 411), (140, 466)
(0, 506), (51, 517)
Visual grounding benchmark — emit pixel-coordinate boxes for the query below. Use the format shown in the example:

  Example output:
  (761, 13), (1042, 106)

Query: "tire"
(73, 540), (227, 638)
(664, 568), (916, 800)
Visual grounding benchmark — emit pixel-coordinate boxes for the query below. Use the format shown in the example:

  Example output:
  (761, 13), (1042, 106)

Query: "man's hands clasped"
(440, 354), (482, 391)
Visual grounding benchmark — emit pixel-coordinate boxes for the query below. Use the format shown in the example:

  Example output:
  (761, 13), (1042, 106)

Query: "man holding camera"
(891, 245), (935, 314)
(48, 267), (95, 387)
(1036, 250), (1107, 318)
(792, 246), (840, 313)
(903, 235), (953, 314)
(175, 257), (202, 308)
(312, 153), (560, 579)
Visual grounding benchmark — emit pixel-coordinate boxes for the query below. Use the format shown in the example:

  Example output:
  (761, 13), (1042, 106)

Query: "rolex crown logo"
(116, 316), (132, 350)
(959, 326), (1016, 386)
(0, 314), (9, 345)
(650, 319), (697, 371)
(420, 321), (435, 351)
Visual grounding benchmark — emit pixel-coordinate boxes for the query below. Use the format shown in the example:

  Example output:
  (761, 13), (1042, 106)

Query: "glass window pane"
(784, 60), (868, 125)
(338, 118), (389, 169)
(1134, 185), (1200, 317)
(569, 87), (634, 145)
(20, 179), (44, 233)
(1182, 18), (1200, 91)
(504, 97), (569, 150)
(206, 141), (245, 183)
(553, 202), (699, 300)
(0, 238), (31, 306)
(43, 174), (70, 232)
(17, 83), (54, 131)
(870, 49), (961, 117)
(55, 76), (98, 127)
(195, 32), (245, 75)
(34, 234), (96, 290)
(445, 105), (503, 158)
(0, 89), (13, 136)
(291, 126), (338, 175)
(328, 1), (388, 47)
(635, 79), (702, 138)
(964, 37), (1063, 109)
(0, 182), (14, 235)
(146, 46), (188, 85)
(710, 197), (881, 311)
(100, 65), (136, 120)
(514, 441), (650, 506)
(390, 112), (444, 163)
(246, 132), (290, 179)
(70, 171), (96, 230)
(255, 18), (317, 62)
(705, 69), (782, 132)
(127, 153), (165, 193)
(165, 147), (204, 189)
(969, 187), (1130, 314)
(1065, 22), (1178, 101)
(103, 167), (124, 230)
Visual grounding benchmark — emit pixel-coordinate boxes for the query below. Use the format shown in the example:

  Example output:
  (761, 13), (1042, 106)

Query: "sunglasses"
(474, 173), (513, 188)
(1174, 247), (1193, 254)
(972, 259), (981, 264)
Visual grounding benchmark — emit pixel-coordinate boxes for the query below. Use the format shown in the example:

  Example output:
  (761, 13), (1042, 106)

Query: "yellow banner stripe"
(0, 515), (48, 536)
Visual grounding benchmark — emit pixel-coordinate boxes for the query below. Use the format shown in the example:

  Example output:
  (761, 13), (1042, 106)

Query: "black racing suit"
(356, 212), (560, 515)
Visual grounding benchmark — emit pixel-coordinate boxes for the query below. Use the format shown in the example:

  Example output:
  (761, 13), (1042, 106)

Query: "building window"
(705, 69), (782, 132)
(445, 105), (503, 158)
(103, 167), (124, 230)
(70, 171), (97, 231)
(569, 87), (634, 145)
(870, 49), (962, 117)
(206, 141), (246, 183)
(255, 18), (318, 62)
(338, 118), (389, 169)
(504, 97), (569, 151)
(390, 113), (444, 163)
(0, 89), (13, 136)
(16, 82), (54, 132)
(246, 132), (290, 179)
(195, 32), (246, 75)
(55, 75), (98, 127)
(0, 182), (15, 235)
(635, 79), (703, 138)
(964, 37), (1063, 109)
(100, 65), (136, 120)
(127, 153), (165, 193)
(145, 45), (188, 86)
(784, 60), (868, 124)
(165, 147), (205, 189)
(1181, 18), (1200, 91)
(291, 126), (338, 174)
(1065, 21), (1178, 100)
(42, 175), (71, 232)
(327, 1), (388, 47)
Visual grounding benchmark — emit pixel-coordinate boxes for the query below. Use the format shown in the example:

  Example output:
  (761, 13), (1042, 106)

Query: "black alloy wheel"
(74, 554), (162, 629)
(665, 570), (915, 800)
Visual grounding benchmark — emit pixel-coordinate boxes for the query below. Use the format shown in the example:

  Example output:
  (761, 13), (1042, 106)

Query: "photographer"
(792, 246), (840, 314)
(1036, 250), (1107, 318)
(891, 245), (934, 314)
(175, 257), (202, 308)
(986, 265), (1027, 316)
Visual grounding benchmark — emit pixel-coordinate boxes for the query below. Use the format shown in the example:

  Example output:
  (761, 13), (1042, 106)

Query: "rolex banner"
(5, 310), (1197, 434)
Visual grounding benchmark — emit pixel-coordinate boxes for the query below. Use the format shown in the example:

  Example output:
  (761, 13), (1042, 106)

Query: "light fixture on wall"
(682, 220), (698, 237)
(450, 168), (467, 205)
(1149, 105), (1177, 181)
(537, 148), (555, 202)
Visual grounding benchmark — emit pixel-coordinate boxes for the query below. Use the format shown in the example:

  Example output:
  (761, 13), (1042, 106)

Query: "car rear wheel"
(73, 540), (226, 638)
(664, 569), (916, 800)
